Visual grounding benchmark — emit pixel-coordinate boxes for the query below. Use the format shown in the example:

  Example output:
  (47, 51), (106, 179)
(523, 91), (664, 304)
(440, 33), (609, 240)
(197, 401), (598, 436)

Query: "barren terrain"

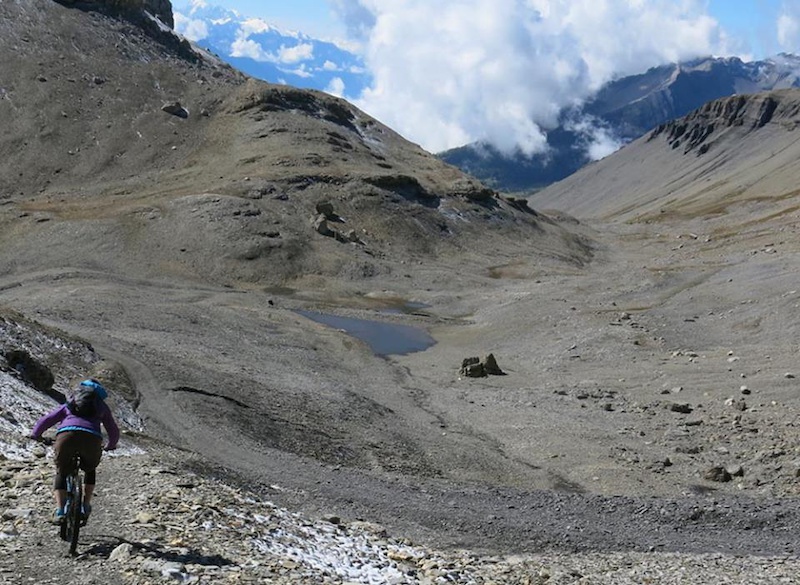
(2, 1), (800, 583)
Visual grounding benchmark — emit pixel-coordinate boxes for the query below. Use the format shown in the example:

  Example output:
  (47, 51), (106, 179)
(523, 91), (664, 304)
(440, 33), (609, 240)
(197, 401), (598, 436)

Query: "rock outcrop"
(649, 90), (798, 156)
(56, 0), (175, 28)
(459, 354), (505, 378)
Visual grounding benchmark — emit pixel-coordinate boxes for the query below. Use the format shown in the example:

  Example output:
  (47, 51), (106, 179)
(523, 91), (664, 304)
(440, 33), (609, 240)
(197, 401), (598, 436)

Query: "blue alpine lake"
(296, 310), (435, 356)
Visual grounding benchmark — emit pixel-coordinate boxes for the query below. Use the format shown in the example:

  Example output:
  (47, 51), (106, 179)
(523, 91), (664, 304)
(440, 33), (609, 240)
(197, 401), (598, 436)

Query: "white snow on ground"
(251, 517), (455, 585)
(0, 373), (56, 432)
(0, 372), (58, 459)
(0, 371), (143, 458)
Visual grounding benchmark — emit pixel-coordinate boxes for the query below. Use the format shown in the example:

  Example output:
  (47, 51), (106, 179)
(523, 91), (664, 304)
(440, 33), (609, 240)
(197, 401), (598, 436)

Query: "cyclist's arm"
(29, 405), (68, 440)
(101, 405), (120, 450)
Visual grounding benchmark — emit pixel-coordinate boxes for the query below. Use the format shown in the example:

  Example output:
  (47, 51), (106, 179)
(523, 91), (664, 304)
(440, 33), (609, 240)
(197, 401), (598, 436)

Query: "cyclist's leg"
(53, 432), (79, 512)
(77, 434), (103, 508)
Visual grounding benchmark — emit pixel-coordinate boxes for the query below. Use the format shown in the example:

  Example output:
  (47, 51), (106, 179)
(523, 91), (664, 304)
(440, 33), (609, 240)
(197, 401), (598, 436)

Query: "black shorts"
(54, 430), (103, 481)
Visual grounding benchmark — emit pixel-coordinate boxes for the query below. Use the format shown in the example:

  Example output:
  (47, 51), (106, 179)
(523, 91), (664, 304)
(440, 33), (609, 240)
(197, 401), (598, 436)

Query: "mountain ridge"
(441, 54), (800, 192)
(530, 87), (800, 223)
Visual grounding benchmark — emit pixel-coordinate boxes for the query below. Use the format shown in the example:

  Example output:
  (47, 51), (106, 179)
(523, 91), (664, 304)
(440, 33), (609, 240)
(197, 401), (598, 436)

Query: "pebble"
(704, 466), (732, 482)
(109, 542), (134, 562)
(1, 509), (32, 521)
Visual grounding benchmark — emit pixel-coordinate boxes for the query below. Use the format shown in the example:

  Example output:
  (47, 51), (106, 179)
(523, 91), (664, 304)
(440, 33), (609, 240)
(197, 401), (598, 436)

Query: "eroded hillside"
(0, 0), (593, 292)
(531, 88), (800, 225)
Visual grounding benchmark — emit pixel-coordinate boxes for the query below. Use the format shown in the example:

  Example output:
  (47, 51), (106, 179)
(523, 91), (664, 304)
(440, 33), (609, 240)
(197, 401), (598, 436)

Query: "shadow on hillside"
(83, 536), (235, 566)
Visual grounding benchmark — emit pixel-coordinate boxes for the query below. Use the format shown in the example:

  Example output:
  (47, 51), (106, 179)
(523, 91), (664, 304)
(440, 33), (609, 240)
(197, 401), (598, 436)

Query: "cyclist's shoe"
(52, 507), (66, 525)
(81, 503), (92, 521)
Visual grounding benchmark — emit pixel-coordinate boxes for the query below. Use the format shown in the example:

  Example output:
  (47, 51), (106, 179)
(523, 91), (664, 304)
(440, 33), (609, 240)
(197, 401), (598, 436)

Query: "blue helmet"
(80, 379), (108, 400)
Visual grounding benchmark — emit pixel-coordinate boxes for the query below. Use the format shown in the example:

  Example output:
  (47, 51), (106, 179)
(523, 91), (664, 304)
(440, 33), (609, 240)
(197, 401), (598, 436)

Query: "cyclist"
(29, 379), (120, 523)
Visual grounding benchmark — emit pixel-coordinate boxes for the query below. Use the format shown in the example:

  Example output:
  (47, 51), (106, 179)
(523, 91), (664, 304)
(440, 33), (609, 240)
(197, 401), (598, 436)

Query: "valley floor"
(3, 213), (800, 582)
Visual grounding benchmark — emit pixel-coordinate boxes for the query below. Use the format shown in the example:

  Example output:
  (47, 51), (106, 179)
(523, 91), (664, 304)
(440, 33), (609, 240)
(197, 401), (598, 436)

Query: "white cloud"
(174, 13), (209, 41)
(566, 115), (624, 161)
(586, 131), (624, 161)
(777, 3), (800, 52)
(335, 0), (729, 154)
(279, 43), (314, 64)
(240, 17), (277, 36)
(228, 22), (312, 65)
(230, 37), (268, 60)
(326, 77), (347, 97)
(187, 0), (207, 14)
(285, 64), (314, 78)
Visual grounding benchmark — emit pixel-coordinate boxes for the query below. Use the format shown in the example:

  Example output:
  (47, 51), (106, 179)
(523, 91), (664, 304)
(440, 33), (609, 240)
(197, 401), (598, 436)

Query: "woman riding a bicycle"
(29, 378), (120, 523)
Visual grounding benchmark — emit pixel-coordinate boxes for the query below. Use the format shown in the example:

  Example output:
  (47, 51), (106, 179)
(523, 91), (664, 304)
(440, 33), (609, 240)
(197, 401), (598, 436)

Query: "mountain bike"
(60, 453), (85, 556)
(34, 436), (85, 556)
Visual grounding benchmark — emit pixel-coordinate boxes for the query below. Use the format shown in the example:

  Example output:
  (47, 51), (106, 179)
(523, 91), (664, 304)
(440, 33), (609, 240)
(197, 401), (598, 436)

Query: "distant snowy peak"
(586, 54), (800, 139)
(173, 3), (369, 98)
(678, 54), (800, 90)
(760, 53), (800, 87)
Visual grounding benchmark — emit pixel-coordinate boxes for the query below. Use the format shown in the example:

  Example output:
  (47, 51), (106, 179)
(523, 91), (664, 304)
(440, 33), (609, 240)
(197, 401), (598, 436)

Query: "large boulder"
(460, 354), (506, 378)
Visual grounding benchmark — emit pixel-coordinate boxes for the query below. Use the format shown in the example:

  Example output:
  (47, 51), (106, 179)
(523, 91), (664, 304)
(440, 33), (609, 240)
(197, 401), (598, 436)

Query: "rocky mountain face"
(531, 88), (800, 222)
(587, 55), (800, 139)
(441, 55), (800, 192)
(2, 0), (585, 291)
(57, 0), (175, 27)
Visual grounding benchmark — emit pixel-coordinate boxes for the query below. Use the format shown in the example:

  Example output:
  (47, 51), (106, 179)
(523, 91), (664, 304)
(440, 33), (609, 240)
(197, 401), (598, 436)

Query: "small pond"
(296, 310), (435, 356)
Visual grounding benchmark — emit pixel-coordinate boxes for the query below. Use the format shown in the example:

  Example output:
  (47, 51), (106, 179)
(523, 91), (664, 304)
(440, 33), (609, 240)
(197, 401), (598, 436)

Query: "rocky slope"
(4, 313), (800, 583)
(2, 0), (583, 290)
(530, 88), (800, 223)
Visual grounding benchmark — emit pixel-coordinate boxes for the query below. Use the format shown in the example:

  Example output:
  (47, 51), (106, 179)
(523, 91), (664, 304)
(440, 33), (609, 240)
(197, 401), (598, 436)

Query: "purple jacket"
(30, 401), (120, 450)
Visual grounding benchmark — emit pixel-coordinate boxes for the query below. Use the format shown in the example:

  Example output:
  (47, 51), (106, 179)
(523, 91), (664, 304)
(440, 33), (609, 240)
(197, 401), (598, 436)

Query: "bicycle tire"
(61, 456), (83, 555)
(68, 475), (82, 555)
(59, 503), (68, 541)
(59, 472), (74, 543)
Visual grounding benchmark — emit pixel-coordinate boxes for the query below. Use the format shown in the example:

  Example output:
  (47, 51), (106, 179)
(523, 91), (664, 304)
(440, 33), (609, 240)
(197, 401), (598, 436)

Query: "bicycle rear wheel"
(59, 473), (73, 542)
(63, 471), (83, 555)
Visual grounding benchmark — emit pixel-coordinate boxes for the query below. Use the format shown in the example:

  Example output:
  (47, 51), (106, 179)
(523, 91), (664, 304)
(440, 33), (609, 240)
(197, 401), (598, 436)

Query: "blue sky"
(175, 0), (795, 59)
(173, 0), (348, 40)
(708, 0), (785, 58)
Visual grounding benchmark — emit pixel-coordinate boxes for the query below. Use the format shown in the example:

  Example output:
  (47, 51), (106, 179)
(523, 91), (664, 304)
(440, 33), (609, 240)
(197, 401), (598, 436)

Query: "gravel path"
(3, 436), (800, 585)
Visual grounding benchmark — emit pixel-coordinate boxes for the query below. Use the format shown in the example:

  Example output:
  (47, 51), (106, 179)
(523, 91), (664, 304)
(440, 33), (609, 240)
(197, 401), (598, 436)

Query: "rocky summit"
(3, 1), (800, 584)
